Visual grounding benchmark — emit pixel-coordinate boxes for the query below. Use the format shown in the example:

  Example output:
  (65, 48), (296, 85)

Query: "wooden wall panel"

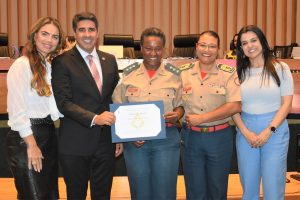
(189, 0), (197, 34)
(17, 0), (28, 45)
(57, 0), (67, 36)
(198, 0), (208, 34)
(0, 0), (299, 56)
(297, 0), (300, 43)
(7, 0), (18, 47)
(0, 0), (8, 32)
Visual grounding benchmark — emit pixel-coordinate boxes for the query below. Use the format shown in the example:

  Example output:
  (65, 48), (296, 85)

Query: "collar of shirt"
(76, 44), (98, 59)
(193, 61), (218, 75)
(75, 44), (102, 80)
(137, 62), (167, 76)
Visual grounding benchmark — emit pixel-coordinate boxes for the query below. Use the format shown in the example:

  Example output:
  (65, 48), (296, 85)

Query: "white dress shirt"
(76, 45), (103, 83)
(7, 56), (63, 138)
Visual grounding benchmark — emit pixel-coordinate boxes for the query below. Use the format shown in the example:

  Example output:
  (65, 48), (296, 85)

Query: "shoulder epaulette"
(178, 63), (194, 71)
(165, 63), (181, 75)
(123, 62), (140, 75)
(217, 64), (235, 73)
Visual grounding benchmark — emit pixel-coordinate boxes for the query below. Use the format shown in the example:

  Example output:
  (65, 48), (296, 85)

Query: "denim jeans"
(123, 126), (180, 200)
(181, 126), (233, 200)
(236, 111), (289, 200)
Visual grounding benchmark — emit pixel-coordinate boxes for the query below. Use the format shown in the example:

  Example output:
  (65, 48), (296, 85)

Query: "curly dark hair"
(140, 27), (166, 47)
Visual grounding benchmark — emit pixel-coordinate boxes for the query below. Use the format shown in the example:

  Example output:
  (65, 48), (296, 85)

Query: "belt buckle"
(200, 127), (210, 132)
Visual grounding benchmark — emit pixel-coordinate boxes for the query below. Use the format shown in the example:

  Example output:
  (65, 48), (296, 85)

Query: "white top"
(7, 56), (63, 138)
(241, 62), (294, 114)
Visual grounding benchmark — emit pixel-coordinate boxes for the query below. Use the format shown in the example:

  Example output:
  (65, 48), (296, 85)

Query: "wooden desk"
(149, 58), (300, 115)
(279, 59), (300, 70)
(0, 58), (14, 70)
(291, 73), (300, 115)
(1, 58), (300, 116)
(0, 58), (14, 115)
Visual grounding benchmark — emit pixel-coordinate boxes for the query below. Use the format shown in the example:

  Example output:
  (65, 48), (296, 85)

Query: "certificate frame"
(110, 101), (166, 143)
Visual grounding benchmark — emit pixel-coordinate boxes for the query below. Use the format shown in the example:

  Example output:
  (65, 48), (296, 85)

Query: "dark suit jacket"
(51, 46), (119, 156)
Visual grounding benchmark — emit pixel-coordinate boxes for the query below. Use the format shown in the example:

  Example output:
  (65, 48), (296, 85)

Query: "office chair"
(172, 34), (200, 58)
(0, 33), (9, 57)
(103, 34), (135, 58)
(134, 40), (142, 59)
(290, 133), (300, 181)
(0, 46), (9, 57)
(273, 45), (293, 59)
(0, 33), (8, 46)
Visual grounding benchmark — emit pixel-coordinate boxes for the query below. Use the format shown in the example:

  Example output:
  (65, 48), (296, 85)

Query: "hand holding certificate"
(110, 101), (166, 143)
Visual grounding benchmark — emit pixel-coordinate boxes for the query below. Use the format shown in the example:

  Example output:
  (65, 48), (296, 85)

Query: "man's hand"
(94, 111), (116, 126)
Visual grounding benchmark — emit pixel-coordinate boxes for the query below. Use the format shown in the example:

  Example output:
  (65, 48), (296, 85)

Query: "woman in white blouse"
(6, 17), (64, 199)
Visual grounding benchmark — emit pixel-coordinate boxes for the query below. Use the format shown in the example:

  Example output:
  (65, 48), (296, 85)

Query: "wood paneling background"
(0, 0), (299, 56)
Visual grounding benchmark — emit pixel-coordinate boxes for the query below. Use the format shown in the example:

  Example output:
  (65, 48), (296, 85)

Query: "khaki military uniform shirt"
(113, 62), (183, 113)
(180, 60), (241, 126)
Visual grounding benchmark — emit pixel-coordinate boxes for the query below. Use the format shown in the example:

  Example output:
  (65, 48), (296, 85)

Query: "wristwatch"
(270, 126), (277, 134)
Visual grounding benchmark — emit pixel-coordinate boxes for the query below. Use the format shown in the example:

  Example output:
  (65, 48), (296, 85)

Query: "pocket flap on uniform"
(208, 87), (225, 95)
(160, 89), (175, 98)
(183, 86), (193, 94)
(125, 87), (141, 96)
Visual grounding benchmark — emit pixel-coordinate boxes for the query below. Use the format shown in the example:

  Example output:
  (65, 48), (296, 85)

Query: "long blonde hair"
(22, 17), (64, 96)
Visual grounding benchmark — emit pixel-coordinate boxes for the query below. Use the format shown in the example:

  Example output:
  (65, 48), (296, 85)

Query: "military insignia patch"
(123, 62), (140, 75)
(178, 63), (194, 71)
(165, 63), (181, 75)
(217, 64), (235, 73)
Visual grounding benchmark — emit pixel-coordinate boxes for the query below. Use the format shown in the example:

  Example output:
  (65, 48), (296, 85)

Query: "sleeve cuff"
(19, 127), (33, 138)
(90, 115), (97, 127)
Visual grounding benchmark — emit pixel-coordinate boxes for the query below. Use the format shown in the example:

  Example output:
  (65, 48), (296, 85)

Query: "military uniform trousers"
(123, 126), (181, 200)
(181, 126), (233, 200)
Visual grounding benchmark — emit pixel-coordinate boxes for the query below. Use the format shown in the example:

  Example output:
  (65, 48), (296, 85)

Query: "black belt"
(30, 115), (53, 125)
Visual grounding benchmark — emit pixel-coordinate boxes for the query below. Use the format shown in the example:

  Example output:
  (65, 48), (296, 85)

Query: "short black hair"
(72, 12), (98, 32)
(140, 27), (166, 47)
(198, 30), (220, 47)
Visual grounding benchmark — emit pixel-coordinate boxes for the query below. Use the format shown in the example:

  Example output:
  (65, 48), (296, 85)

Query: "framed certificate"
(110, 101), (166, 143)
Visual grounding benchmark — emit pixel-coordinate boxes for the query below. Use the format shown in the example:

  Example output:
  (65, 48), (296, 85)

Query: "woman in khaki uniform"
(180, 30), (241, 200)
(113, 27), (184, 200)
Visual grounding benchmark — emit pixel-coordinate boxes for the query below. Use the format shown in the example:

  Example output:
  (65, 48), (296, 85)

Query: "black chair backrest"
(0, 46), (9, 57)
(173, 34), (200, 48)
(103, 34), (134, 48)
(134, 40), (141, 51)
(0, 33), (8, 46)
(274, 45), (293, 59)
(66, 36), (75, 43)
(172, 34), (200, 57)
(133, 40), (143, 59)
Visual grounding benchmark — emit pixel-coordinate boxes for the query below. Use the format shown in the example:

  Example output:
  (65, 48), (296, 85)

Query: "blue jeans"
(123, 126), (180, 200)
(236, 111), (289, 200)
(181, 126), (233, 200)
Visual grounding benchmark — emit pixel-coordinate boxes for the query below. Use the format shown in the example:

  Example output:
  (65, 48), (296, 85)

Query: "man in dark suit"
(51, 12), (123, 200)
